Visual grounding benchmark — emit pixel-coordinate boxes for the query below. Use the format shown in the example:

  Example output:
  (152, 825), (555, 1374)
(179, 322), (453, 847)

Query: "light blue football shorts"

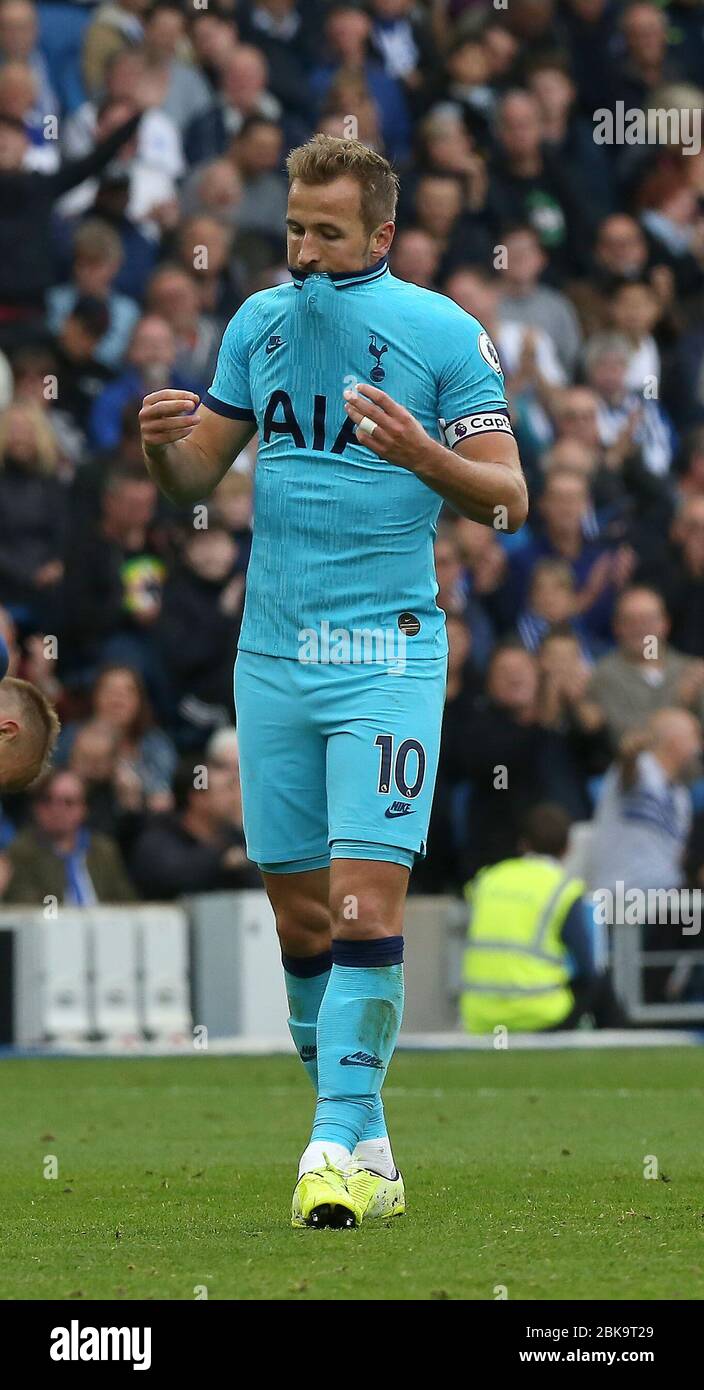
(234, 649), (447, 873)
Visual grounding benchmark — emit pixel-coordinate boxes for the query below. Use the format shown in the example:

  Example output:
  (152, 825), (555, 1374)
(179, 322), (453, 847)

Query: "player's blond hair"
(286, 133), (399, 235)
(0, 678), (61, 793)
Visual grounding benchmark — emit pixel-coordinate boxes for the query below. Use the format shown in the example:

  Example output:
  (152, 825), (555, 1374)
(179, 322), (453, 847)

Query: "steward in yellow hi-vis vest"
(461, 855), (584, 1031)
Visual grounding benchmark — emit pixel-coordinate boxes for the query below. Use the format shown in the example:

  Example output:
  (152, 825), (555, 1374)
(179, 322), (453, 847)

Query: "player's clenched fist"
(139, 389), (201, 453)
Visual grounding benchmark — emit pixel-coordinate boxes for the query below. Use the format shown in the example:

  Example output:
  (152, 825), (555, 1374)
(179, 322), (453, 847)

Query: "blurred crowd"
(2, 0), (704, 932)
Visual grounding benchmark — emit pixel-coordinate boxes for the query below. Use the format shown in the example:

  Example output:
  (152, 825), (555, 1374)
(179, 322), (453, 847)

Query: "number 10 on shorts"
(375, 734), (426, 798)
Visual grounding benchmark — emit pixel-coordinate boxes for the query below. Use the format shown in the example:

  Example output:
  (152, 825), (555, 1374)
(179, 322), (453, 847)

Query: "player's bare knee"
(329, 886), (398, 940)
(274, 900), (331, 956)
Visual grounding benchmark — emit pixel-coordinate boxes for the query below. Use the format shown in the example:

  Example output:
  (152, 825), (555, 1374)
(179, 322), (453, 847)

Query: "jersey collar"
(289, 258), (389, 289)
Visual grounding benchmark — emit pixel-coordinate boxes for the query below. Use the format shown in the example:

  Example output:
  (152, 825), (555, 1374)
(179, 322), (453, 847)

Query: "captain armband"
(440, 411), (514, 449)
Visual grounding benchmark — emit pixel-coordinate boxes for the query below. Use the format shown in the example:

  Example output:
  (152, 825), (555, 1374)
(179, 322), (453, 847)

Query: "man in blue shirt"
(140, 133), (527, 1229)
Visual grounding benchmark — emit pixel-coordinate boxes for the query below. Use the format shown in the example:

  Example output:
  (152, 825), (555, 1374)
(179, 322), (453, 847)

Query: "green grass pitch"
(3, 1047), (703, 1301)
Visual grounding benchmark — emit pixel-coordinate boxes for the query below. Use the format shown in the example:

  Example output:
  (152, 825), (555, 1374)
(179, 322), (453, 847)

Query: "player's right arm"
(140, 392), (256, 505)
(141, 303), (258, 504)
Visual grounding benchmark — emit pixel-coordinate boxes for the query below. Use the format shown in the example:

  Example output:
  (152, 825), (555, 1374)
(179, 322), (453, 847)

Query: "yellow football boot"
(291, 1157), (405, 1228)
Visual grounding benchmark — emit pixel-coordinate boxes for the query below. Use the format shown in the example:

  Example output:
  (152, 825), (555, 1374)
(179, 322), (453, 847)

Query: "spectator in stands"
(0, 0), (57, 126)
(60, 53), (183, 229)
(175, 214), (239, 317)
(184, 43), (290, 166)
(587, 585), (704, 746)
(567, 212), (668, 338)
(58, 665), (176, 812)
(49, 295), (114, 446)
(129, 756), (259, 898)
(562, 0), (619, 112)
(525, 52), (614, 221)
(237, 0), (317, 124)
(636, 496), (704, 659)
(412, 170), (463, 263)
(636, 163), (704, 296)
(538, 626), (607, 731)
(145, 263), (222, 386)
(47, 220), (140, 372)
(448, 263), (566, 397)
(487, 91), (591, 280)
(67, 717), (145, 855)
(143, 1), (212, 134)
(461, 802), (625, 1032)
(413, 611), (484, 893)
(82, 0), (150, 98)
(548, 383), (674, 546)
(0, 56), (55, 169)
(227, 114), (288, 240)
(500, 466), (635, 642)
(180, 156), (243, 226)
(389, 227), (440, 288)
(368, 0), (436, 99)
(515, 558), (607, 661)
(617, 2), (686, 112)
(415, 108), (475, 183)
(0, 102), (142, 349)
(0, 767), (135, 901)
(61, 467), (166, 684)
(0, 401), (66, 627)
(188, 10), (239, 89)
(586, 708), (702, 1001)
(451, 642), (552, 876)
(209, 467), (254, 560)
(88, 313), (201, 452)
(434, 525), (496, 672)
(158, 524), (243, 746)
(608, 279), (662, 396)
(496, 224), (582, 378)
(309, 3), (411, 162)
(585, 331), (676, 478)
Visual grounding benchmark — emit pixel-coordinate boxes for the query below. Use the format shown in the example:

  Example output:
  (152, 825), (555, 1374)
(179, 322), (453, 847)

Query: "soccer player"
(0, 678), (60, 793)
(140, 135), (528, 1229)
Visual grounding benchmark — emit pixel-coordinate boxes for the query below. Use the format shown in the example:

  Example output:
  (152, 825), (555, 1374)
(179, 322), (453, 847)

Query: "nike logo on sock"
(339, 1051), (384, 1069)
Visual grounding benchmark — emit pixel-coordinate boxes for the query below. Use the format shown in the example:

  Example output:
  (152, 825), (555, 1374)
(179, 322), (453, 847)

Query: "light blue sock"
(282, 950), (388, 1139)
(312, 937), (404, 1151)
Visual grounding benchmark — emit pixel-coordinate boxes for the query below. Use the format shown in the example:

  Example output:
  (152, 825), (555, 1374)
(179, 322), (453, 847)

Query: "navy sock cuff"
(281, 949), (332, 979)
(332, 936), (404, 968)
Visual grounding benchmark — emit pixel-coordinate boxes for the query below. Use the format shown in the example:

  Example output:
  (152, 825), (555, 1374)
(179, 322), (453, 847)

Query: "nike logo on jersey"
(265, 335), (285, 354)
(340, 1051), (384, 1069)
(384, 801), (415, 818)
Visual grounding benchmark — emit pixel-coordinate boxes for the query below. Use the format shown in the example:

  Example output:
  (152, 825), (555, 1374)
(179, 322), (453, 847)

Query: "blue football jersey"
(205, 258), (510, 661)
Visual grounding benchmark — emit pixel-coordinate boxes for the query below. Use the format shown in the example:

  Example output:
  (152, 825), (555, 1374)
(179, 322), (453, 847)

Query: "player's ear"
(0, 717), (20, 744)
(372, 221), (395, 258)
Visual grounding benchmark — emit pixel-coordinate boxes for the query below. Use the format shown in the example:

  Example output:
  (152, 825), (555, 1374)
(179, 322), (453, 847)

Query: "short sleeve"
(435, 307), (512, 450)
(204, 306), (256, 421)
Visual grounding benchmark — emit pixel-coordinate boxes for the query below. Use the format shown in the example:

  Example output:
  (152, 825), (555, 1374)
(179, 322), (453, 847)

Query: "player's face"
(286, 176), (390, 274)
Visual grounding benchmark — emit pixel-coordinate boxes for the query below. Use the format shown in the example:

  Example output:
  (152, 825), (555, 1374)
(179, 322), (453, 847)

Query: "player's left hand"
(343, 383), (432, 472)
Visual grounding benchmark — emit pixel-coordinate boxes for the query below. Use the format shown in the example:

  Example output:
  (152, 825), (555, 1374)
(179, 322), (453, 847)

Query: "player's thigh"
(328, 857), (409, 939)
(325, 656), (447, 861)
(234, 650), (329, 865)
(261, 866), (331, 956)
